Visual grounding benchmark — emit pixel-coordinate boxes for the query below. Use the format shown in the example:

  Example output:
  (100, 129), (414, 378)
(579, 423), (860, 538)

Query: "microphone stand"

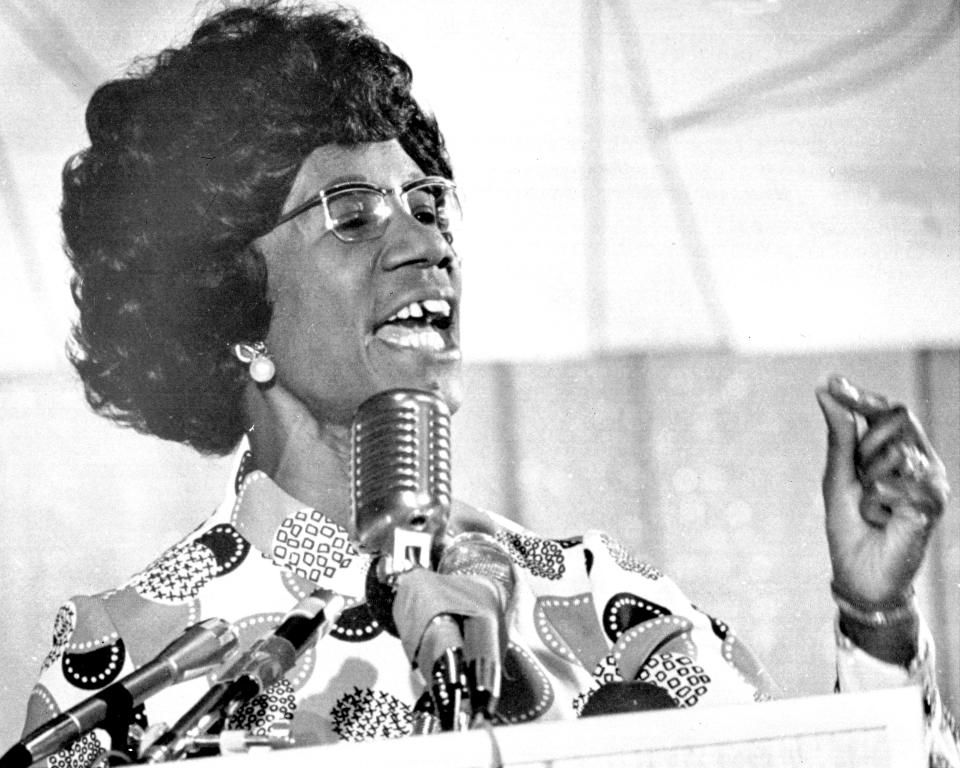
(139, 677), (264, 762)
(104, 706), (139, 766)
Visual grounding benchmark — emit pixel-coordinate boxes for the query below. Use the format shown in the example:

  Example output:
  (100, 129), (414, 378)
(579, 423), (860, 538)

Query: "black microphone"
(1, 618), (237, 768)
(351, 388), (452, 576)
(217, 587), (345, 694)
(142, 588), (344, 762)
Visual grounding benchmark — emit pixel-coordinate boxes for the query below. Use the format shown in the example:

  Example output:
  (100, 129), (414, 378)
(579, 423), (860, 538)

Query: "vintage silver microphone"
(351, 388), (464, 727)
(351, 388), (452, 575)
(350, 390), (515, 729)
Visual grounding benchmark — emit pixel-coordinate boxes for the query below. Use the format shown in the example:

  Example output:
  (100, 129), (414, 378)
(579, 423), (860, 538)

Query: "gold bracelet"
(830, 582), (917, 628)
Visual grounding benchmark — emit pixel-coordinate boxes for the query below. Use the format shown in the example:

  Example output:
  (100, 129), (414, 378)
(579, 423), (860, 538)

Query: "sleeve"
(835, 617), (960, 768)
(578, 529), (779, 707)
(21, 595), (139, 768)
(488, 508), (778, 715)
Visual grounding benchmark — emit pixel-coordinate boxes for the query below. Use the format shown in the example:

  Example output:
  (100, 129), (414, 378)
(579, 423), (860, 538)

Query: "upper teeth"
(388, 299), (451, 323)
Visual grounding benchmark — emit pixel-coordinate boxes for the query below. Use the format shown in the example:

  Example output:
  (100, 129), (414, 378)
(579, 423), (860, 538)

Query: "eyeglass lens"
(325, 182), (461, 242)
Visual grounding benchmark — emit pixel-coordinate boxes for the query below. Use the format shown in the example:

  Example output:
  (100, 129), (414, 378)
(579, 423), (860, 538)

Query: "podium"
(207, 686), (925, 767)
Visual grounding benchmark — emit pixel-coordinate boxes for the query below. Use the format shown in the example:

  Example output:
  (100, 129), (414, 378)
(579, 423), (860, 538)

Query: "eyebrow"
(319, 174), (368, 188)
(279, 173), (436, 223)
(311, 171), (426, 191)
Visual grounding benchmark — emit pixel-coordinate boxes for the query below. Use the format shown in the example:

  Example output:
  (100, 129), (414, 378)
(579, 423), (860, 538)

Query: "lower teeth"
(375, 325), (446, 350)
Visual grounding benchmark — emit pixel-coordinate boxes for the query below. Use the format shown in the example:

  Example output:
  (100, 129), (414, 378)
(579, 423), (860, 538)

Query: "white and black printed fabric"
(21, 438), (958, 768)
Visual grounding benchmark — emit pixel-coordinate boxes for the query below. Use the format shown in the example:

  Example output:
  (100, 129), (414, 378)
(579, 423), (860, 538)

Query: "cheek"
(266, 266), (369, 380)
(271, 289), (349, 361)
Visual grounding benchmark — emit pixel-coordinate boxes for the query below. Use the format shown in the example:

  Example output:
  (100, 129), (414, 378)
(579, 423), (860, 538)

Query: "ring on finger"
(898, 443), (930, 482)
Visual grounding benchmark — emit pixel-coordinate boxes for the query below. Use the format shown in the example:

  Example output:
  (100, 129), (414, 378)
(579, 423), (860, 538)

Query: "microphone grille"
(351, 389), (452, 553)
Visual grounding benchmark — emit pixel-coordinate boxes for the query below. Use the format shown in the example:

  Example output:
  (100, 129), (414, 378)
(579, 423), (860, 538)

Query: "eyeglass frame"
(271, 175), (461, 244)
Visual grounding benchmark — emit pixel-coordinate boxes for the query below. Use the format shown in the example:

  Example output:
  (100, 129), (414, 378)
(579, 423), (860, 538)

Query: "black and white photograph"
(0, 1), (957, 765)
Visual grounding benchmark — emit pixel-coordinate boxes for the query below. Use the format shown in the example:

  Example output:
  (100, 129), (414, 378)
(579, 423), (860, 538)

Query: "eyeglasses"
(273, 176), (462, 244)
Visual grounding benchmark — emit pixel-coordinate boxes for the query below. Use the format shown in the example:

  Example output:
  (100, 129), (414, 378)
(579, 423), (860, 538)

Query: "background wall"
(0, 0), (957, 749)
(0, 0), (958, 368)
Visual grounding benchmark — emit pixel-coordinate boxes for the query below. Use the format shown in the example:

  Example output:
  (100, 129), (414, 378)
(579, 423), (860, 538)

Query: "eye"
(336, 212), (379, 234)
(407, 197), (440, 227)
(411, 207), (439, 226)
(327, 191), (388, 235)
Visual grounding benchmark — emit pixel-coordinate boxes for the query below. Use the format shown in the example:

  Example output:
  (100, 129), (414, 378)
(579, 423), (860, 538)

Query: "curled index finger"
(827, 375), (891, 422)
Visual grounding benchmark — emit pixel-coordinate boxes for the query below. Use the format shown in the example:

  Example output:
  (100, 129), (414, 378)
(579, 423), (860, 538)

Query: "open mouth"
(373, 298), (456, 352)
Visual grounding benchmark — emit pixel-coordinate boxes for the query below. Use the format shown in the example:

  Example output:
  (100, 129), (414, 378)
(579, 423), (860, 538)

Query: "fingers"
(855, 405), (934, 469)
(859, 440), (944, 499)
(392, 568), (506, 728)
(859, 441), (910, 489)
(825, 375), (890, 421)
(817, 386), (871, 568)
(416, 613), (464, 673)
(415, 611), (502, 727)
(863, 479), (945, 530)
(828, 375), (950, 522)
(817, 376), (949, 528)
(419, 616), (468, 732)
(816, 386), (859, 492)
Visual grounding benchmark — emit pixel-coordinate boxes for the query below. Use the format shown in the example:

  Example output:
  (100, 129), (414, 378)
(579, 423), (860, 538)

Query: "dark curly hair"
(63, 1), (452, 455)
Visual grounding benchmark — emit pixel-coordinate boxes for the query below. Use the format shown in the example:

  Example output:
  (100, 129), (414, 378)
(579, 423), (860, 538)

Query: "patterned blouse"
(21, 446), (959, 766)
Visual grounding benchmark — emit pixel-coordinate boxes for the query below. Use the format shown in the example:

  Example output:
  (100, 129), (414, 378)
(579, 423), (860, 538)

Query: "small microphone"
(218, 588), (345, 695)
(2, 618), (237, 768)
(437, 532), (516, 721)
(142, 589), (344, 762)
(438, 532), (515, 606)
(351, 389), (452, 576)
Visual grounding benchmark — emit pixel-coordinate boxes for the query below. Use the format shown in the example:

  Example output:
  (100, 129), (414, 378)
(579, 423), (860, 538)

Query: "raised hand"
(816, 375), (949, 663)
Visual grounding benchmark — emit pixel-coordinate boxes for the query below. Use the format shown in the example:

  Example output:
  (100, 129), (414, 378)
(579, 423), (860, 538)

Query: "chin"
(438, 378), (464, 416)
(404, 372), (463, 416)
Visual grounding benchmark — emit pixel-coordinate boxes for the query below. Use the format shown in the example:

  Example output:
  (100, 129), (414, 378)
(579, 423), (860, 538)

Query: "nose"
(377, 207), (455, 272)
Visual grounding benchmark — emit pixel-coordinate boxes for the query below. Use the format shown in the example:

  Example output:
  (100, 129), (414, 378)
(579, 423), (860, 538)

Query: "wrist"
(838, 611), (919, 666)
(831, 582), (919, 666)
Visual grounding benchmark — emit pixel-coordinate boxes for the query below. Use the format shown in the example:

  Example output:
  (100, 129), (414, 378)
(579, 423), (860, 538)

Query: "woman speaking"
(15, 3), (957, 765)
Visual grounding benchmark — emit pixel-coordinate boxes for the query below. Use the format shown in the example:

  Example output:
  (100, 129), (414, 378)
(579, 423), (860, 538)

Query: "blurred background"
(0, 0), (957, 745)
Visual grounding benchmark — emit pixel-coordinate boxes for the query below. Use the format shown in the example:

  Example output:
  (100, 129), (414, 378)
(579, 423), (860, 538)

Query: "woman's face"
(256, 140), (463, 427)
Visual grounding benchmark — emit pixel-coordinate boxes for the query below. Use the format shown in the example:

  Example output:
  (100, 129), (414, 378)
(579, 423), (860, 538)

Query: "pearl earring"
(232, 341), (275, 384)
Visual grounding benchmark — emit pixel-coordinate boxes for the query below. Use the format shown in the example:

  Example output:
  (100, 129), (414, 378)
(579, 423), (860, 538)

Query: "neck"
(241, 382), (353, 529)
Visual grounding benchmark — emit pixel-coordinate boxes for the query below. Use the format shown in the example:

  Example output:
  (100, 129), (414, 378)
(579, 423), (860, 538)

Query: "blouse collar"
(226, 440), (371, 599)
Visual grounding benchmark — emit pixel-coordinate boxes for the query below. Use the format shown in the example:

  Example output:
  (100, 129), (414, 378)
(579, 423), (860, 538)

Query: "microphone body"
(142, 588), (344, 762)
(2, 618), (237, 768)
(351, 389), (452, 575)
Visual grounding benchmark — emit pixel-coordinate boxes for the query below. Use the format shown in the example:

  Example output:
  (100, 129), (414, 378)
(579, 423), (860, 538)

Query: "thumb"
(815, 386), (859, 496)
